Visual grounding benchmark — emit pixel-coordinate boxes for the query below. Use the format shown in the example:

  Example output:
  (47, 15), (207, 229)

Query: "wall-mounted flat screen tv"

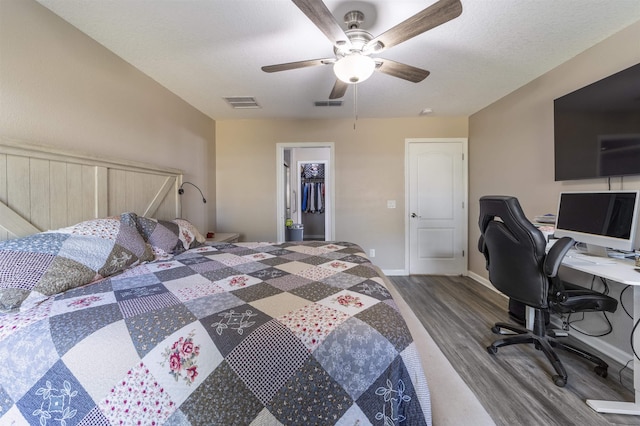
(554, 63), (640, 181)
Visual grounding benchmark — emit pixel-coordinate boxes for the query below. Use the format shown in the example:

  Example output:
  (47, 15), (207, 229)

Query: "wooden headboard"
(0, 138), (183, 241)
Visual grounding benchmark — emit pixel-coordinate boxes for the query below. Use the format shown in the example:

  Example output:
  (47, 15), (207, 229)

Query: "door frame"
(276, 142), (335, 243)
(404, 138), (468, 275)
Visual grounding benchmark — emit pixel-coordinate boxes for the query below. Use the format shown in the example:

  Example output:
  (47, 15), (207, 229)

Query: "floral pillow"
(135, 216), (206, 259)
(0, 213), (153, 312)
(173, 218), (206, 250)
(135, 216), (184, 259)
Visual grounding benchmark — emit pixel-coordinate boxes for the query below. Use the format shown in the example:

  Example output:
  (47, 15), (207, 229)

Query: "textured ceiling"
(36, 0), (640, 120)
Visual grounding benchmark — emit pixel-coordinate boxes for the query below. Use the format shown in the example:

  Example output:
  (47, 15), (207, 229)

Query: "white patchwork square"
(58, 235), (114, 271)
(164, 275), (225, 302)
(285, 245), (324, 255)
(318, 260), (358, 272)
(144, 260), (183, 272)
(336, 404), (373, 426)
(143, 322), (222, 407)
(297, 265), (338, 281)
(209, 253), (253, 267)
(243, 252), (276, 261)
(215, 274), (262, 291)
(317, 243), (347, 252)
(317, 289), (380, 316)
(98, 361), (176, 424)
(50, 291), (117, 316)
(278, 303), (350, 351)
(63, 320), (140, 402)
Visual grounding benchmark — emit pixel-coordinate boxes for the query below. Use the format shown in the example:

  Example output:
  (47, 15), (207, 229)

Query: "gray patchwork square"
(267, 274), (312, 292)
(269, 356), (352, 424)
(185, 292), (245, 319)
(180, 361), (264, 426)
(231, 282), (283, 303)
(256, 256), (291, 267)
(313, 317), (397, 400)
(350, 280), (391, 301)
(355, 303), (412, 352)
(226, 320), (309, 406)
(125, 304), (197, 358)
(201, 267), (239, 282)
(344, 264), (379, 279)
(289, 281), (341, 302)
(249, 267), (289, 281)
(188, 259), (228, 274)
(321, 272), (366, 289)
(201, 303), (272, 357)
(0, 384), (14, 416)
(298, 255), (330, 266)
(111, 273), (160, 291)
(50, 303), (123, 356)
(233, 260), (270, 274)
(154, 266), (196, 282)
(17, 360), (94, 426)
(357, 356), (428, 426)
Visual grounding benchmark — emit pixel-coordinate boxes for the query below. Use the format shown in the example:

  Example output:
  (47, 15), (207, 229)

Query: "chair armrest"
(543, 237), (574, 278)
(478, 235), (489, 270)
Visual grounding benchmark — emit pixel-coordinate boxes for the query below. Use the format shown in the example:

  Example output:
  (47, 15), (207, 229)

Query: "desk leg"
(586, 285), (640, 415)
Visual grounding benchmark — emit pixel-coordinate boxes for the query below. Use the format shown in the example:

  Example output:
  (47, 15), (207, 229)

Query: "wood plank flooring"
(389, 275), (639, 426)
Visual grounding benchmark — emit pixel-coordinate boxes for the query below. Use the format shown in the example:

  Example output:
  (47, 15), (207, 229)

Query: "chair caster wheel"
(552, 375), (566, 387)
(594, 366), (608, 378)
(491, 326), (501, 334)
(487, 345), (498, 355)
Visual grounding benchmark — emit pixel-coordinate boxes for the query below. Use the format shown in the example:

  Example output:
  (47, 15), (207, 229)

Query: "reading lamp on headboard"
(178, 182), (207, 203)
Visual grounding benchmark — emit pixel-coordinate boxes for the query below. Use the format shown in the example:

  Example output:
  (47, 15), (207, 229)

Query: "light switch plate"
(387, 200), (396, 209)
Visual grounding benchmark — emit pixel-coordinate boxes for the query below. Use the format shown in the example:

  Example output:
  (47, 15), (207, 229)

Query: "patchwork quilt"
(0, 241), (431, 425)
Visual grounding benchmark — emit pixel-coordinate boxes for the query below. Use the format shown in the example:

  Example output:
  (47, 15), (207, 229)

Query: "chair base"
(487, 321), (609, 387)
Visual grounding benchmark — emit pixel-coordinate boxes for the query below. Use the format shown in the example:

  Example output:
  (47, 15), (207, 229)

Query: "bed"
(1, 140), (498, 425)
(0, 210), (431, 425)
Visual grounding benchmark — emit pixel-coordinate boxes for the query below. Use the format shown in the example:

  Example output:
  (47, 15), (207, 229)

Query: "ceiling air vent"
(224, 97), (261, 109)
(314, 101), (343, 107)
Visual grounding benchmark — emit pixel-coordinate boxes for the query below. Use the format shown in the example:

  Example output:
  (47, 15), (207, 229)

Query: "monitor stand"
(584, 243), (609, 258)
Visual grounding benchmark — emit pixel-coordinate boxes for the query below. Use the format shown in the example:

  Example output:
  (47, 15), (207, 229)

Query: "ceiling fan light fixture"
(333, 54), (375, 84)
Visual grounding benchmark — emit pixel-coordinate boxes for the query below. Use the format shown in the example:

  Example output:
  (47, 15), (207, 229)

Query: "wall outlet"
(387, 200), (396, 209)
(369, 249), (375, 257)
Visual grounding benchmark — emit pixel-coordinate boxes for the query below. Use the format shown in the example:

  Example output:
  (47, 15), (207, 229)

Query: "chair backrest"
(478, 196), (549, 308)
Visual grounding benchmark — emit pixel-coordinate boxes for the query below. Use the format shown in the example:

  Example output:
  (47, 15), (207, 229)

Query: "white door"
(407, 139), (467, 275)
(276, 143), (335, 243)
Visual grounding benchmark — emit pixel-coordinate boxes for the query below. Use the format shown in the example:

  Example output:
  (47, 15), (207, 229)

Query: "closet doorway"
(276, 143), (335, 243)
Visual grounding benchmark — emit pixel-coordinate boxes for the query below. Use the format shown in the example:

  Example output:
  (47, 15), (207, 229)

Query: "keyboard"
(565, 252), (617, 265)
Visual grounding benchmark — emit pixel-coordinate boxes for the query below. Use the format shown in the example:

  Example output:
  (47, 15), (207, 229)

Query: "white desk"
(560, 250), (640, 415)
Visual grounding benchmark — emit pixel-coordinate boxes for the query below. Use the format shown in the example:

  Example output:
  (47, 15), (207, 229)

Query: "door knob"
(411, 213), (417, 218)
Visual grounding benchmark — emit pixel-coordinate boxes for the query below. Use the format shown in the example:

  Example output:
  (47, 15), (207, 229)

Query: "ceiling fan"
(262, 0), (463, 99)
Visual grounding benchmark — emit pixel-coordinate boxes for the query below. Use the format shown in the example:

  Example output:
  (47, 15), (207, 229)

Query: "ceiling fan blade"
(261, 58), (335, 73)
(376, 59), (430, 83)
(292, 0), (351, 48)
(365, 0), (462, 53)
(329, 80), (348, 99)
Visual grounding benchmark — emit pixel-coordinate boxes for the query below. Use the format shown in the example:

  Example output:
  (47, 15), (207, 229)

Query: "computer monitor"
(554, 190), (640, 255)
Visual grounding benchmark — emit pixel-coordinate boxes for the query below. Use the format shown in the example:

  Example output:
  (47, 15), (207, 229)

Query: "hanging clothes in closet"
(300, 162), (326, 241)
(301, 180), (325, 213)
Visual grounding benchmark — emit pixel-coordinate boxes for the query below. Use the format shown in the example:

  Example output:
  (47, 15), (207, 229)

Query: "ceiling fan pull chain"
(353, 83), (358, 130)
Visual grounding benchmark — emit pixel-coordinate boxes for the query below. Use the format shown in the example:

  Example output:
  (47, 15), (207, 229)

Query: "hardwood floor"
(389, 275), (639, 426)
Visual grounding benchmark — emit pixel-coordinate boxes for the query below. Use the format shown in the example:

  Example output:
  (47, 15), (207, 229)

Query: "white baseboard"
(382, 269), (407, 276)
(467, 271), (504, 297)
(467, 271), (633, 369)
(549, 317), (633, 369)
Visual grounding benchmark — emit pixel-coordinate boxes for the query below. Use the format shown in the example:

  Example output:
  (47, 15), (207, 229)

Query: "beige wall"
(468, 21), (640, 359)
(0, 0), (216, 233)
(468, 20), (640, 279)
(216, 117), (468, 270)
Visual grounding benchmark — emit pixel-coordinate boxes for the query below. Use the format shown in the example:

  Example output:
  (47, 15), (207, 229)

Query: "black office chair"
(478, 195), (618, 387)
